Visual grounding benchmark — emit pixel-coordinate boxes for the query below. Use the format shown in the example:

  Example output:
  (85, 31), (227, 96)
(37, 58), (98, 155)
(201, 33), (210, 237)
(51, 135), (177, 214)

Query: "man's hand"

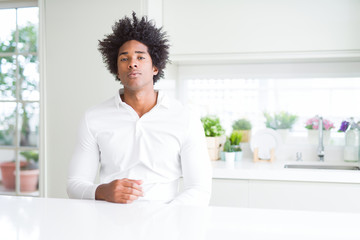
(95, 178), (144, 204)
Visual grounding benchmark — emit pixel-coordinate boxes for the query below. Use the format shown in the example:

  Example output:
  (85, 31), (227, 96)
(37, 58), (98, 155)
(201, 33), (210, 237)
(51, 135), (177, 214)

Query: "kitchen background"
(0, 0), (360, 211)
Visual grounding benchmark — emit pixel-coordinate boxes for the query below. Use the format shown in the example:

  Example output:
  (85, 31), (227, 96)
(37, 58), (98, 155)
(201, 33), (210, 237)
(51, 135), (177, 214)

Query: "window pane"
(19, 150), (39, 195)
(19, 55), (39, 100)
(0, 9), (16, 53)
(0, 149), (16, 193)
(19, 102), (39, 147)
(0, 102), (16, 146)
(0, 56), (17, 100)
(186, 78), (360, 135)
(17, 7), (38, 53)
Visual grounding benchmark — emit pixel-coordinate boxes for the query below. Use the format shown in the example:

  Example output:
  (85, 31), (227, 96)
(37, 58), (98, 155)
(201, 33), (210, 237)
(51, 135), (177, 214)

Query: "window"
(0, 6), (39, 196)
(174, 60), (360, 161)
(185, 77), (360, 137)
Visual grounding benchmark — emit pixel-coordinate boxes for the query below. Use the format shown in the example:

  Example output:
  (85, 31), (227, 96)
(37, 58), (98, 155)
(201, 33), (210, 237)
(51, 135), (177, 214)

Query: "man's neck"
(121, 88), (158, 118)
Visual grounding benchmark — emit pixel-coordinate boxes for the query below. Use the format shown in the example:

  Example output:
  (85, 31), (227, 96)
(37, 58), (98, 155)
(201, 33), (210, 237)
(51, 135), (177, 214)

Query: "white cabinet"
(211, 179), (360, 213)
(210, 179), (249, 208)
(163, 0), (360, 56)
(249, 180), (360, 212)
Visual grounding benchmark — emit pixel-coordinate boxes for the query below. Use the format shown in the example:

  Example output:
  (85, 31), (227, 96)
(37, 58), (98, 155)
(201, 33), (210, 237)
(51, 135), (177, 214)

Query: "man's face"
(117, 40), (158, 91)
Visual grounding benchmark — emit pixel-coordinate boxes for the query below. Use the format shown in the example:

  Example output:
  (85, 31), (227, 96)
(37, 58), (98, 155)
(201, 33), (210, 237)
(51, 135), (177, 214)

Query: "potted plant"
(0, 160), (27, 190)
(223, 138), (235, 165)
(0, 150), (39, 192)
(264, 111), (298, 142)
(232, 118), (252, 142)
(305, 116), (334, 145)
(201, 115), (226, 161)
(230, 130), (243, 161)
(19, 151), (39, 192)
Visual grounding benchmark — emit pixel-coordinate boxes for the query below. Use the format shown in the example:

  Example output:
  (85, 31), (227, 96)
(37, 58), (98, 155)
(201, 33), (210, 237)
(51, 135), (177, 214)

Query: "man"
(67, 12), (212, 205)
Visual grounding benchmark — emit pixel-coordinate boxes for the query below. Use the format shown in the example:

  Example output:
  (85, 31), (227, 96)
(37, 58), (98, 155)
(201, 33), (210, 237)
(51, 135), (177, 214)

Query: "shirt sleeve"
(67, 113), (100, 200)
(170, 112), (212, 206)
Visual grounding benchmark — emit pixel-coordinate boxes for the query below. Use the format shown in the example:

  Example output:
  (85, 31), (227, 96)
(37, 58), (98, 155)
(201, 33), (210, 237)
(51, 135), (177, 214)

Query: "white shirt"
(67, 89), (212, 205)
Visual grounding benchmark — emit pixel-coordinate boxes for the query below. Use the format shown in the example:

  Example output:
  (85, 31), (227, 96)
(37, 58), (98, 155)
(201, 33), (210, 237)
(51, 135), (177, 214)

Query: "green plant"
(201, 115), (225, 137)
(223, 138), (233, 152)
(20, 151), (39, 163)
(232, 118), (252, 130)
(264, 111), (298, 130)
(230, 130), (242, 146)
(20, 151), (38, 170)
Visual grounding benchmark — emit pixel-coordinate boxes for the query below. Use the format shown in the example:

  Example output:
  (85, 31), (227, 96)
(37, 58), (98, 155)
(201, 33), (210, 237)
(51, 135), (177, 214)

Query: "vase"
(307, 129), (331, 145)
(276, 129), (289, 143)
(206, 136), (226, 161)
(224, 152), (235, 168)
(344, 129), (360, 162)
(239, 130), (251, 143)
(235, 151), (243, 161)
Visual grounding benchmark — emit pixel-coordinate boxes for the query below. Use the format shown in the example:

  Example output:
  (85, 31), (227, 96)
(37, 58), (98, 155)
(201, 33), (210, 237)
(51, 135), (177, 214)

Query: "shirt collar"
(114, 88), (170, 109)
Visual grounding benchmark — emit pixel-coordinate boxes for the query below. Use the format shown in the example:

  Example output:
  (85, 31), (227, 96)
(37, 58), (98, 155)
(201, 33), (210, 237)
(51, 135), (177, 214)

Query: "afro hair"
(98, 12), (170, 84)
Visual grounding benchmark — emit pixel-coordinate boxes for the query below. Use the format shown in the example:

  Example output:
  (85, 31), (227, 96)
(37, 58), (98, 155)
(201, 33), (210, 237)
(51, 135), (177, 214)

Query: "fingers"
(102, 178), (144, 204)
(122, 180), (143, 193)
(122, 186), (143, 196)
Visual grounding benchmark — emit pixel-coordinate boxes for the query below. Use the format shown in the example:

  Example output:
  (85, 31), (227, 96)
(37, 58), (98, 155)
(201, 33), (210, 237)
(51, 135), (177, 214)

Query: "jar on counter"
(344, 120), (360, 162)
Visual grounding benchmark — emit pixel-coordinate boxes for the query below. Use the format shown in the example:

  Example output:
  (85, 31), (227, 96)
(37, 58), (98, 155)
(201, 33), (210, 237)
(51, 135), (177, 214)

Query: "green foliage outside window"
(0, 23), (38, 146)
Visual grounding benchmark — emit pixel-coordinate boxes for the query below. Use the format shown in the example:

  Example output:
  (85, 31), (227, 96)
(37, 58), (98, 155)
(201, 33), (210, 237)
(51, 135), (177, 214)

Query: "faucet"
(317, 116), (325, 161)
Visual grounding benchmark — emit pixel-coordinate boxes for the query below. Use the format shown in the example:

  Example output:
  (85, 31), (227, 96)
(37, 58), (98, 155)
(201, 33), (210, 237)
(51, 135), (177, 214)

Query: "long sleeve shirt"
(67, 89), (212, 206)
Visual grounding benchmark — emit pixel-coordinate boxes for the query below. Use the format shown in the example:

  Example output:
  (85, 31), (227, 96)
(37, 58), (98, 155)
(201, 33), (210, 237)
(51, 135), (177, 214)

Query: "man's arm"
(68, 114), (144, 203)
(67, 115), (101, 199)
(170, 114), (212, 206)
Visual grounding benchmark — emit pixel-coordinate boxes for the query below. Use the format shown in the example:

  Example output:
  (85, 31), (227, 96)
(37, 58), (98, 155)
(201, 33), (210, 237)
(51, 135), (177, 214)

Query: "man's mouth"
(128, 71), (141, 78)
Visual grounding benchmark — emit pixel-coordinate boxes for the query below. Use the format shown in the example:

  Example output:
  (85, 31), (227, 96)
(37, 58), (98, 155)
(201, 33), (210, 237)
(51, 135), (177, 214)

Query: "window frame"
(0, 4), (40, 196)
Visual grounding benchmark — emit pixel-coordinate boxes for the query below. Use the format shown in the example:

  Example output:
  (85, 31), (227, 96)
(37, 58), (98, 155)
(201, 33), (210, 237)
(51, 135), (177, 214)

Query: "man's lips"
(128, 71), (141, 77)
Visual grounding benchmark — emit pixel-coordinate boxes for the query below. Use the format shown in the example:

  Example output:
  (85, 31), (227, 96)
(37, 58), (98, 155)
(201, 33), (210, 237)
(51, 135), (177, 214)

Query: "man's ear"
(153, 66), (159, 75)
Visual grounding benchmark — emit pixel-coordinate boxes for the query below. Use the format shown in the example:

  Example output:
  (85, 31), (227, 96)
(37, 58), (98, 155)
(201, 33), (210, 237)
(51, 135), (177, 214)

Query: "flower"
(338, 118), (360, 132)
(338, 121), (350, 132)
(305, 116), (335, 130)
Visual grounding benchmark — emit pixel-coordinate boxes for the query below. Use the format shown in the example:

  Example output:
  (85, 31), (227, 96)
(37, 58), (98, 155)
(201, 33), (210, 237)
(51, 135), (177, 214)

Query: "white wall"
(44, 0), (143, 198)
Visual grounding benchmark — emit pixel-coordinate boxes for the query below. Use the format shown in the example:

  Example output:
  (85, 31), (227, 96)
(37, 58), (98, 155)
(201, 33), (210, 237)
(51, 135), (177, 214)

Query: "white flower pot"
(235, 151), (243, 161)
(276, 129), (289, 143)
(225, 152), (235, 161)
(225, 152), (235, 168)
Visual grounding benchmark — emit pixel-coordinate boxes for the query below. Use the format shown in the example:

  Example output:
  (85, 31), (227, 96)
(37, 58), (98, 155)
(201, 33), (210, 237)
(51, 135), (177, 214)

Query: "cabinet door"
(249, 180), (360, 213)
(164, 0), (360, 55)
(210, 179), (249, 208)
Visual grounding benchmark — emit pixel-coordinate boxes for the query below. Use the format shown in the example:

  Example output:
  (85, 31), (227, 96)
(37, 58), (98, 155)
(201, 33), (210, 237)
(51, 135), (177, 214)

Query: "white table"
(0, 196), (359, 240)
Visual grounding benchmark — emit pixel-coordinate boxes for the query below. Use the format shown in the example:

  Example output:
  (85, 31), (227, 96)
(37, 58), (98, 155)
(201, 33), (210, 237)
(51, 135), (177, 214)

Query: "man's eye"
(120, 58), (127, 61)
(138, 56), (145, 60)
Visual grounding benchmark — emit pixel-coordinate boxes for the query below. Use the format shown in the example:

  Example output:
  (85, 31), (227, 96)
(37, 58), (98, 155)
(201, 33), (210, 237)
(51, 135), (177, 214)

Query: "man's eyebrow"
(118, 51), (128, 56)
(118, 51), (147, 56)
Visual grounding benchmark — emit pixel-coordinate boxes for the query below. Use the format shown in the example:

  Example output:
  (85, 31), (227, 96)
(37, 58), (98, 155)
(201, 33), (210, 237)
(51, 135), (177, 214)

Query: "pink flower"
(305, 116), (334, 130)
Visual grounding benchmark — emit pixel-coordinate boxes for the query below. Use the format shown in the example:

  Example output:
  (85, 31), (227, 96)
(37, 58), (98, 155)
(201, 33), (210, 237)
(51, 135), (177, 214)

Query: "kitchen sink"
(284, 164), (360, 170)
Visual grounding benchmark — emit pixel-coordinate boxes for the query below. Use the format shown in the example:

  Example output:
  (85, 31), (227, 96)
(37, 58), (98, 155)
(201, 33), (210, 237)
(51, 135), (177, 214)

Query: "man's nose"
(128, 59), (138, 69)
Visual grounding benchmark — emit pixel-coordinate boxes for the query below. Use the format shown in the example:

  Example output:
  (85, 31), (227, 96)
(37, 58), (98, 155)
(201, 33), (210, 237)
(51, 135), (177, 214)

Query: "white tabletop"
(1, 196), (359, 240)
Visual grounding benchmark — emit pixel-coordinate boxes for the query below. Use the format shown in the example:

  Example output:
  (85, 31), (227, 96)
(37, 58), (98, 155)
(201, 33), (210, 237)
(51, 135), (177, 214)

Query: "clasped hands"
(95, 178), (144, 204)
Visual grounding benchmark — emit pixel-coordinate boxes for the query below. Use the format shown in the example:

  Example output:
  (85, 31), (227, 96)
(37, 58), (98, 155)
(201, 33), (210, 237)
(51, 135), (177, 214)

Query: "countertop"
(1, 196), (360, 240)
(212, 158), (360, 183)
